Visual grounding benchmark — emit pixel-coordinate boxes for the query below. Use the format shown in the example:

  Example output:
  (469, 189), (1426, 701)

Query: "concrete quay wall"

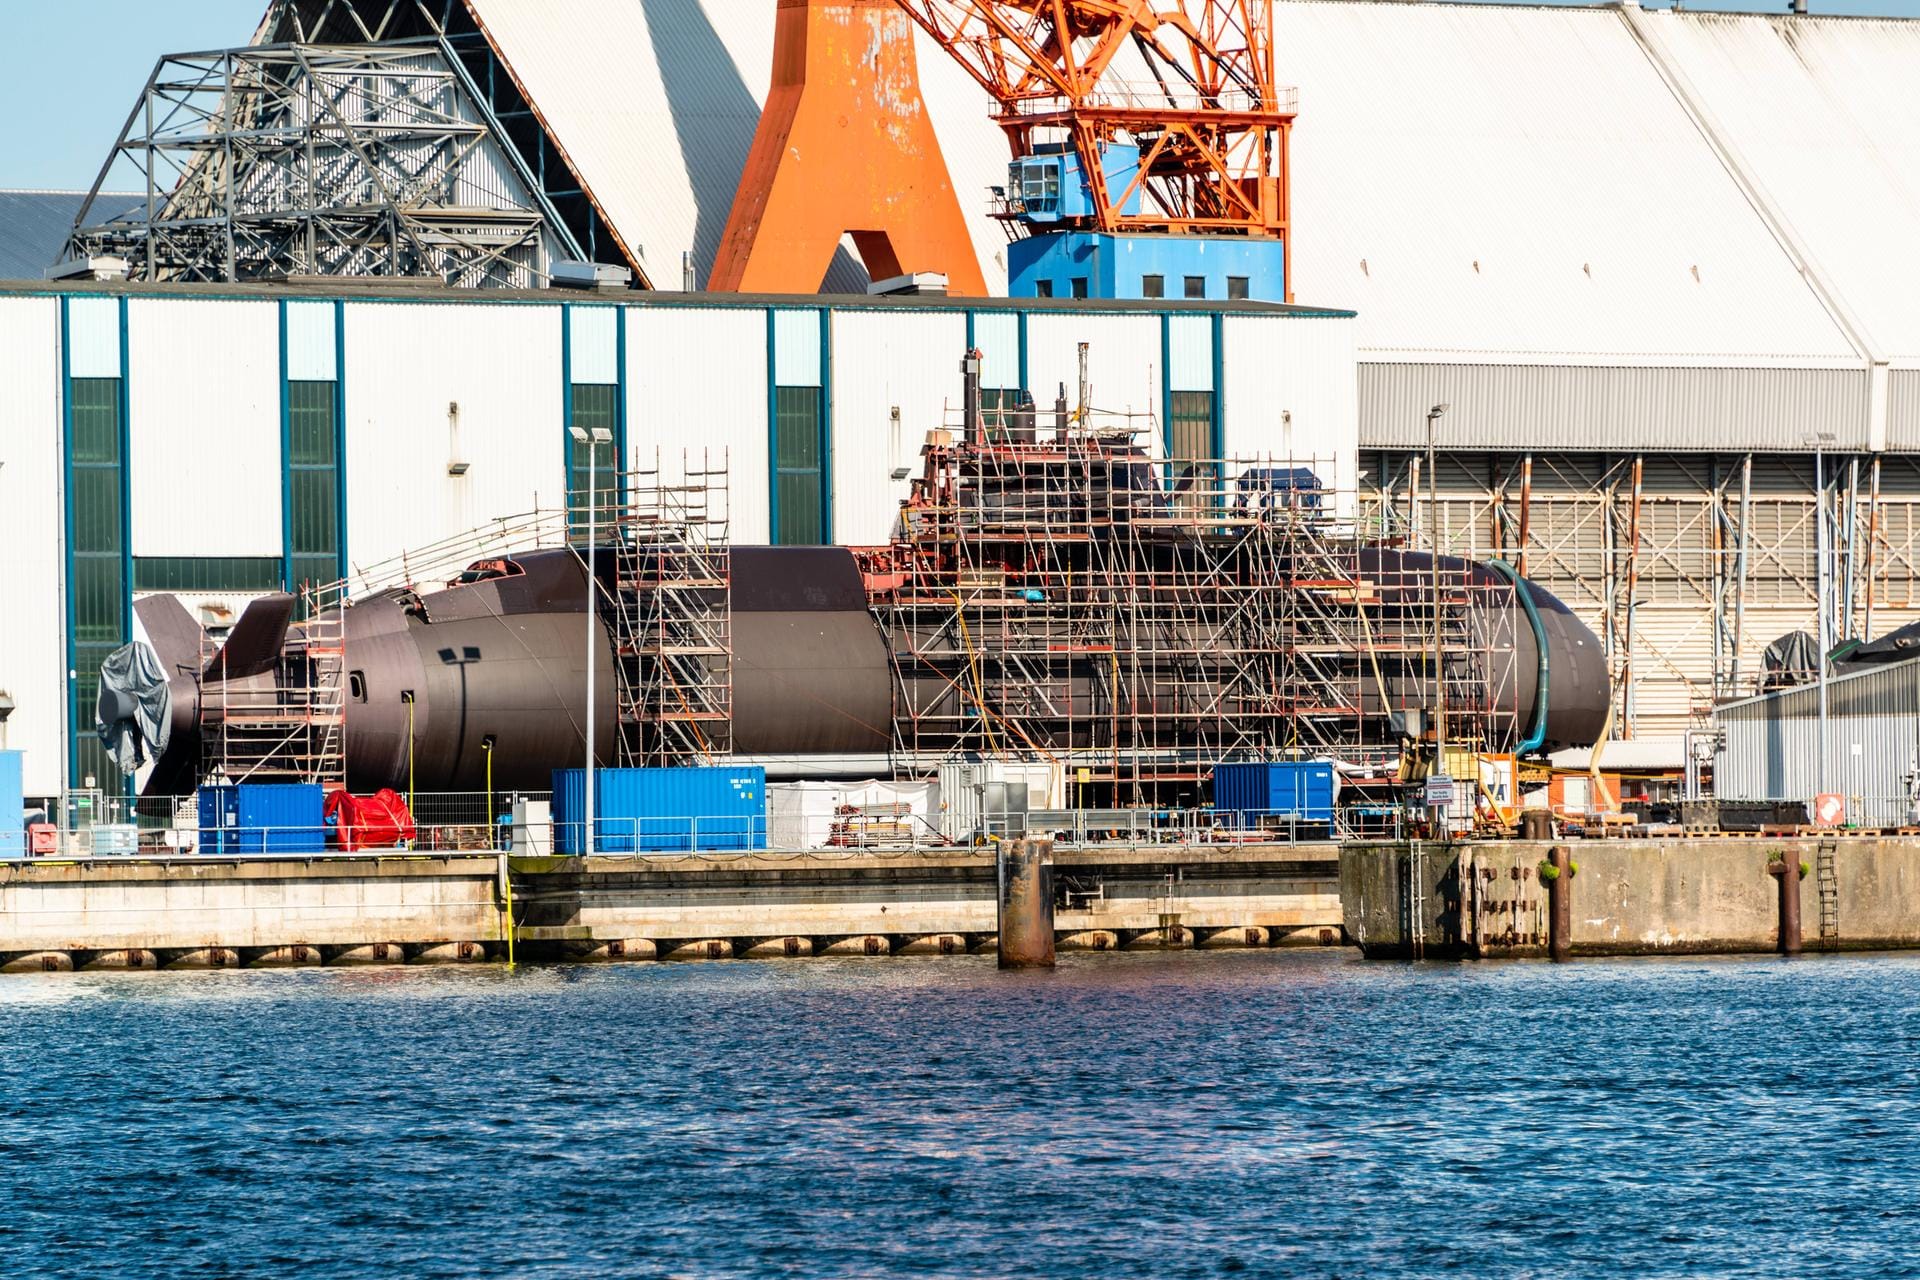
(511, 844), (1344, 958)
(1341, 837), (1920, 960)
(0, 844), (1344, 969)
(0, 854), (506, 970)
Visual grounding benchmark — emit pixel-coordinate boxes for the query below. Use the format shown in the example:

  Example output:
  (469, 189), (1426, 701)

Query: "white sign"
(1425, 775), (1455, 808)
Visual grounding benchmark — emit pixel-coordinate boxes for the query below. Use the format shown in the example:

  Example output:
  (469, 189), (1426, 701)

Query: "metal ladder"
(1407, 841), (1427, 960)
(1817, 839), (1840, 950)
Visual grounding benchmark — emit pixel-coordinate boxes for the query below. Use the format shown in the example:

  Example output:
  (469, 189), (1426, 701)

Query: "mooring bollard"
(1547, 845), (1572, 964)
(997, 837), (1056, 969)
(1769, 852), (1804, 956)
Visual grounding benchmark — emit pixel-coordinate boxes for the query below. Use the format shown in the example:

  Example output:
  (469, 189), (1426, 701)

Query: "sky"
(4, 0), (1920, 190)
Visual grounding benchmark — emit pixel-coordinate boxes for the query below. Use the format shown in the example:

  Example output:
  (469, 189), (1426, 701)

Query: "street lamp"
(568, 423), (613, 854)
(1804, 430), (1837, 803)
(1427, 403), (1450, 833)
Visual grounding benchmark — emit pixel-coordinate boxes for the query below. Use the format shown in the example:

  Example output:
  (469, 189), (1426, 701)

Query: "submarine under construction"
(98, 352), (1609, 827)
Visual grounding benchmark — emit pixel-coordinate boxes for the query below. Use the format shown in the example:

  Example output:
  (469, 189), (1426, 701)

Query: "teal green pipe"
(1486, 558), (1549, 755)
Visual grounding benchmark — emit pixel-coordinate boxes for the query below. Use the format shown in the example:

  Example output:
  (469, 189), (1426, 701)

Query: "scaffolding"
(607, 452), (734, 765)
(196, 578), (350, 788)
(871, 414), (1525, 802)
(191, 452), (734, 785)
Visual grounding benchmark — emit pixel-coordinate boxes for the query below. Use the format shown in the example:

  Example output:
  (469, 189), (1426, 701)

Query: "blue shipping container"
(198, 783), (327, 854)
(1211, 761), (1336, 827)
(0, 751), (21, 859)
(552, 767), (767, 853)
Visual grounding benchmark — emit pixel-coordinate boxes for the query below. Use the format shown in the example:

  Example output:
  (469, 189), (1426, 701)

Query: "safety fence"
(19, 791), (1365, 860)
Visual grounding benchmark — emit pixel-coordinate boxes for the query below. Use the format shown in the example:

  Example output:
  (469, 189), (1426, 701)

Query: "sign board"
(1424, 775), (1455, 808)
(1813, 793), (1846, 828)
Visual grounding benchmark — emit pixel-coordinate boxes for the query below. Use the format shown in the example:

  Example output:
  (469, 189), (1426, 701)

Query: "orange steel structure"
(709, 0), (987, 295)
(897, 2), (1293, 245)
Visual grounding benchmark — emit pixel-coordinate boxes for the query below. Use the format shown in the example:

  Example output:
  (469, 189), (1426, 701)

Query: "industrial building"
(1715, 659), (1920, 830)
(0, 280), (1358, 799)
(10, 0), (1920, 812)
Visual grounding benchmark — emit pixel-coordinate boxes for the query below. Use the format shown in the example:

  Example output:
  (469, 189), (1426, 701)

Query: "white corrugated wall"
(624, 305), (770, 544)
(0, 297), (65, 796)
(1222, 314), (1359, 496)
(1641, 11), (1920, 361)
(127, 298), (282, 558)
(1716, 662), (1920, 825)
(1025, 312), (1161, 445)
(342, 301), (564, 570)
(829, 309), (968, 545)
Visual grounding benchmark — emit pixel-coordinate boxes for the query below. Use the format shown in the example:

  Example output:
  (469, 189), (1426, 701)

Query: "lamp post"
(1805, 431), (1837, 801)
(568, 423), (613, 853)
(1427, 403), (1450, 832)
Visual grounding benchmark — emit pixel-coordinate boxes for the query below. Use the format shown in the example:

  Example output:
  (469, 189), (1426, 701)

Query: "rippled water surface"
(4, 949), (1919, 1277)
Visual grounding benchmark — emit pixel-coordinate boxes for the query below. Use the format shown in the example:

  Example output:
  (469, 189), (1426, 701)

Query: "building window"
(1169, 390), (1215, 461)
(1169, 388), (1218, 509)
(1142, 275), (1165, 299)
(70, 376), (125, 789)
(287, 380), (340, 590)
(1184, 276), (1207, 300)
(1227, 276), (1250, 301)
(1070, 277), (1090, 299)
(568, 382), (618, 540)
(135, 558), (285, 593)
(1034, 280), (1054, 298)
(775, 385), (826, 545)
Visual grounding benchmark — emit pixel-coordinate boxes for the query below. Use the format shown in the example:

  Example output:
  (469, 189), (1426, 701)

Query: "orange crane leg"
(708, 0), (988, 295)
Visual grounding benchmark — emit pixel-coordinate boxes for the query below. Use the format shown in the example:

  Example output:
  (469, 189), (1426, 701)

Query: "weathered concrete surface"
(0, 855), (505, 957)
(0, 843), (1346, 969)
(511, 843), (1343, 955)
(1341, 838), (1920, 959)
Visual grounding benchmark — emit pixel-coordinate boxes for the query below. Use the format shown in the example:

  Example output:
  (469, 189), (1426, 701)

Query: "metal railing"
(20, 792), (1363, 860)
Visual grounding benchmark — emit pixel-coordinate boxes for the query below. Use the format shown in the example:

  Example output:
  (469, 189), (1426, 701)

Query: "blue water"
(3, 950), (1918, 1278)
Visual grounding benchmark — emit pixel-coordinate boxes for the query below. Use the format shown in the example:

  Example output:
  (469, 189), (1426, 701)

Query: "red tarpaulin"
(324, 788), (417, 852)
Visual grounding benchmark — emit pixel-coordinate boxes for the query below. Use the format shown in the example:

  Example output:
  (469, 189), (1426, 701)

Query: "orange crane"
(896, 1), (1292, 244)
(711, 0), (1293, 300)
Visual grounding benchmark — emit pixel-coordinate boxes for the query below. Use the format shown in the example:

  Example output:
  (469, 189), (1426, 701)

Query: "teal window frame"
(135, 557), (286, 594)
(568, 382), (619, 540)
(774, 385), (827, 545)
(69, 375), (126, 790)
(287, 379), (341, 590)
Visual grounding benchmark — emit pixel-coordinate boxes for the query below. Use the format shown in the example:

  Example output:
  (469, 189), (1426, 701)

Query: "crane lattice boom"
(895, 0), (1294, 239)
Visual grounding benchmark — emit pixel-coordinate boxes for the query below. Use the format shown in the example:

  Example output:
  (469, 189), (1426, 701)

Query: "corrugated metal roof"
(1637, 10), (1920, 360)
(0, 191), (139, 281)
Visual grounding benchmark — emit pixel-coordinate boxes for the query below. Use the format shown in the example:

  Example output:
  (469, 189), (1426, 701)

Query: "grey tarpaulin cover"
(96, 641), (171, 774)
(1760, 631), (1821, 693)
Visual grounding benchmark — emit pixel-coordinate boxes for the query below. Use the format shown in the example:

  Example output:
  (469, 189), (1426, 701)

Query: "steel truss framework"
(1364, 450), (1920, 739)
(263, 0), (636, 277)
(65, 40), (579, 287)
(870, 420), (1523, 803)
(897, 1), (1294, 242)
